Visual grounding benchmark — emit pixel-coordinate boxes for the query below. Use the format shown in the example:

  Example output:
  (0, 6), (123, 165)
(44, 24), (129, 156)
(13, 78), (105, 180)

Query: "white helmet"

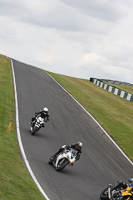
(43, 107), (48, 114)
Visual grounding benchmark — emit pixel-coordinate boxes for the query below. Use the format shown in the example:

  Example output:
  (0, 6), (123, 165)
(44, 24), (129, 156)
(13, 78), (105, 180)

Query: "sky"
(0, 0), (133, 83)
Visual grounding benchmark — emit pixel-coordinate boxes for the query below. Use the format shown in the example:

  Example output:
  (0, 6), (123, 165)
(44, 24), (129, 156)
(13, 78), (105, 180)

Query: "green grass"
(46, 71), (133, 161)
(0, 55), (45, 200)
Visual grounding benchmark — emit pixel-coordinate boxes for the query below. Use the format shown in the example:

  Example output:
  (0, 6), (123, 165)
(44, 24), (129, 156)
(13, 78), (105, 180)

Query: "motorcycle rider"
(111, 179), (133, 199)
(30, 107), (49, 130)
(114, 181), (128, 190)
(115, 178), (133, 190)
(52, 142), (83, 162)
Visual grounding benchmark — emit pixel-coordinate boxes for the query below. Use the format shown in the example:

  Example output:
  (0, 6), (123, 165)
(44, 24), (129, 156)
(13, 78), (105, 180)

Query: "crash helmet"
(76, 142), (83, 150)
(43, 107), (48, 114)
(78, 142), (83, 147)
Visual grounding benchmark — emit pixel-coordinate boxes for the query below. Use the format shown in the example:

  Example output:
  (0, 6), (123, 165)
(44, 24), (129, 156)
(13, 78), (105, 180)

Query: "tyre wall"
(90, 78), (133, 102)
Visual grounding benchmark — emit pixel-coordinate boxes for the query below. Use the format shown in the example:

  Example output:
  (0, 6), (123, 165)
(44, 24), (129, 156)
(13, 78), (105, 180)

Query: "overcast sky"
(0, 0), (133, 83)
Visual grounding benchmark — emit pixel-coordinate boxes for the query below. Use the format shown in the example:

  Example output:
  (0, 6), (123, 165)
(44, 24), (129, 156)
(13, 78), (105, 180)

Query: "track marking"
(11, 59), (50, 200)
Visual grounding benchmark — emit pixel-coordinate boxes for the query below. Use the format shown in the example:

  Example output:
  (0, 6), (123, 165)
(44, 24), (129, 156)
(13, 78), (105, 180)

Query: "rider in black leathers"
(30, 107), (49, 129)
(52, 142), (83, 162)
(114, 179), (133, 190)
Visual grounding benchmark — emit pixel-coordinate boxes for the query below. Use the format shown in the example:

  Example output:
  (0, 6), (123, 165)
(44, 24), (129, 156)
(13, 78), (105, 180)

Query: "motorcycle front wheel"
(100, 187), (109, 200)
(31, 126), (38, 135)
(56, 159), (68, 171)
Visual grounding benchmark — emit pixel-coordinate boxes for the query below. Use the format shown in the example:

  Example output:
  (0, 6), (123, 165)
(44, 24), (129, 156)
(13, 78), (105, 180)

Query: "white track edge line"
(46, 72), (133, 166)
(11, 59), (50, 200)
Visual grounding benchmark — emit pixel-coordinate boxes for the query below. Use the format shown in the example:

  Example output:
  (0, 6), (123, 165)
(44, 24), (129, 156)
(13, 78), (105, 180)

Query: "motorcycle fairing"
(55, 149), (77, 167)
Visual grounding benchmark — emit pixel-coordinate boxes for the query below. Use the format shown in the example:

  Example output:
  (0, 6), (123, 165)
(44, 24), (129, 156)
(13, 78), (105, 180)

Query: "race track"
(12, 59), (133, 200)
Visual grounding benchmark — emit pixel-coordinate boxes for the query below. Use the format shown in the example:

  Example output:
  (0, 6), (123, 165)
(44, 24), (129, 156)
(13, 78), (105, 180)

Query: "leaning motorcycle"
(30, 116), (45, 135)
(100, 180), (133, 200)
(48, 148), (78, 171)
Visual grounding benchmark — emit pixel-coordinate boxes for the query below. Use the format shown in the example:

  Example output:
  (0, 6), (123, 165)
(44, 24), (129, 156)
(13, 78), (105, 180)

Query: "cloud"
(60, 0), (127, 21)
(78, 53), (104, 65)
(0, 0), (133, 83)
(0, 0), (85, 31)
(34, 52), (56, 65)
(0, 0), (116, 33)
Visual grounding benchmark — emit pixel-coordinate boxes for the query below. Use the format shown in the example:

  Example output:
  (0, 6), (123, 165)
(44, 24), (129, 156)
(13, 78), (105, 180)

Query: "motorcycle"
(100, 179), (133, 200)
(30, 116), (45, 135)
(48, 148), (78, 171)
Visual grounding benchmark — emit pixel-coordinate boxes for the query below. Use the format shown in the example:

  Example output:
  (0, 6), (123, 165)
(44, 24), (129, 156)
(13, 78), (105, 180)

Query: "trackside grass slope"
(46, 71), (133, 162)
(0, 55), (45, 200)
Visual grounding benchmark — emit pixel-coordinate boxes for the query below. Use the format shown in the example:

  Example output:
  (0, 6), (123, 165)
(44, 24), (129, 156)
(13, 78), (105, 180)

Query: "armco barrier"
(90, 78), (133, 102)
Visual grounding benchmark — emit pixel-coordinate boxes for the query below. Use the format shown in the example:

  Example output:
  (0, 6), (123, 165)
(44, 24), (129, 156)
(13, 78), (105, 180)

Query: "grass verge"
(46, 71), (133, 161)
(0, 55), (45, 200)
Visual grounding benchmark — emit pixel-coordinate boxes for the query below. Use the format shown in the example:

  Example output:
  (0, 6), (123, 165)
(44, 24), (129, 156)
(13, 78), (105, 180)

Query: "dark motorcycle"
(100, 179), (133, 200)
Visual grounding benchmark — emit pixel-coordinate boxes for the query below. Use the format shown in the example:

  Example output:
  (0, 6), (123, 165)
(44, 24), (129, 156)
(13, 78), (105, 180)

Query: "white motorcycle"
(30, 116), (45, 135)
(48, 148), (78, 171)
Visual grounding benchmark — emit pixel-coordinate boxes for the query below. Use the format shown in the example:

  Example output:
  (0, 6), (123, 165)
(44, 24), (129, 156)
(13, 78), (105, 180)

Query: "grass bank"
(46, 71), (133, 161)
(0, 55), (45, 200)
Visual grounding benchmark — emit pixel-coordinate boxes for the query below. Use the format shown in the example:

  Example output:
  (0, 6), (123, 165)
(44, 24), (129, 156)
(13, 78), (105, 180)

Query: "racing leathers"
(30, 110), (49, 128)
(53, 143), (82, 162)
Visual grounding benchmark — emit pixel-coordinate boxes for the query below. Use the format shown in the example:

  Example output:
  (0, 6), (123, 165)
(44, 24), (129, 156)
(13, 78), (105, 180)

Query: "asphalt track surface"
(12, 59), (133, 200)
